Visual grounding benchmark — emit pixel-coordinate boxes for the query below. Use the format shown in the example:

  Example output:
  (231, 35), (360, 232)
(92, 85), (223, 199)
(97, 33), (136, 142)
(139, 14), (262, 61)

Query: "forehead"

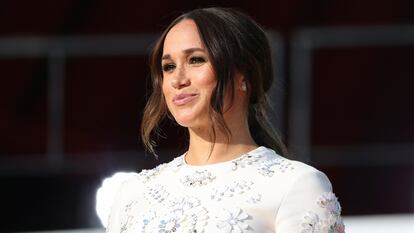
(163, 19), (205, 54)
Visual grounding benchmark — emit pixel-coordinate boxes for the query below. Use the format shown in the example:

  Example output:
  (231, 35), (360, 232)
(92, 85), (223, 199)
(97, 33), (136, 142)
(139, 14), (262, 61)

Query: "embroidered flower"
(135, 196), (208, 233)
(157, 209), (185, 232)
(301, 211), (323, 233)
(181, 170), (216, 187)
(317, 192), (341, 216)
(165, 196), (208, 232)
(216, 208), (250, 233)
(301, 192), (345, 233)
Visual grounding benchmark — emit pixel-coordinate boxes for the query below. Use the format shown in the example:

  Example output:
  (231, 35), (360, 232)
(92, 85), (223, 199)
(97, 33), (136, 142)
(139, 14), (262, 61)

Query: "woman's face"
(161, 19), (216, 128)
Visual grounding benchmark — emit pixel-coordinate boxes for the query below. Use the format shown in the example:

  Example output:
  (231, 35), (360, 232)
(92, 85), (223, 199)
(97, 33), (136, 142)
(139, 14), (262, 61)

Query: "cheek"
(193, 68), (216, 93)
(161, 79), (173, 109)
(161, 78), (171, 97)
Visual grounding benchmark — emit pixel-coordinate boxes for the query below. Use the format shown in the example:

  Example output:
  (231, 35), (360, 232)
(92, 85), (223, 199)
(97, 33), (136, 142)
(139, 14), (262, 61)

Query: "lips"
(172, 93), (198, 106)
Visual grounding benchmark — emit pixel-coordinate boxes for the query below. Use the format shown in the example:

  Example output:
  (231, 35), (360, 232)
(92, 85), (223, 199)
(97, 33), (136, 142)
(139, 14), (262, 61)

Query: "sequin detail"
(138, 164), (166, 183)
(301, 192), (345, 233)
(257, 158), (294, 177)
(231, 149), (294, 177)
(103, 147), (341, 233)
(121, 196), (208, 233)
(210, 180), (254, 201)
(121, 201), (155, 233)
(181, 170), (216, 187)
(150, 196), (208, 232)
(143, 184), (169, 204)
(231, 153), (261, 171)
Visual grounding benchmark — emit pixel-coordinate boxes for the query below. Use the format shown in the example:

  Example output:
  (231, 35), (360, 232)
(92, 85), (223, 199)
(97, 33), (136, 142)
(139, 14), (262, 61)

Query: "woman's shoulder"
(97, 156), (183, 200)
(95, 172), (140, 227)
(259, 147), (344, 232)
(95, 158), (181, 227)
(250, 147), (333, 196)
(254, 147), (329, 178)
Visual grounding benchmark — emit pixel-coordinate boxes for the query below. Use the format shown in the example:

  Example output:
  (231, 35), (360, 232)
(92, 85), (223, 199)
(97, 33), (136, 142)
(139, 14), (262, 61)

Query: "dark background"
(1, 0), (414, 231)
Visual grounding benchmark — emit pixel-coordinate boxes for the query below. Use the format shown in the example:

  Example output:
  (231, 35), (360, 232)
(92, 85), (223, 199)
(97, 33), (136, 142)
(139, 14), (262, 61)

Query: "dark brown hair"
(141, 7), (288, 157)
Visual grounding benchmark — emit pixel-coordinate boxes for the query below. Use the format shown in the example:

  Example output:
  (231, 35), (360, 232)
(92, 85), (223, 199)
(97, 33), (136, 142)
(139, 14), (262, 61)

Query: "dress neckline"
(181, 146), (267, 170)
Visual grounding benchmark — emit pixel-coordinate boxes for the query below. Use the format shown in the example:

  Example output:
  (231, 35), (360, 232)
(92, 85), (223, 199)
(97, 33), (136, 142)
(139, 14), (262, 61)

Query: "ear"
(234, 71), (247, 92)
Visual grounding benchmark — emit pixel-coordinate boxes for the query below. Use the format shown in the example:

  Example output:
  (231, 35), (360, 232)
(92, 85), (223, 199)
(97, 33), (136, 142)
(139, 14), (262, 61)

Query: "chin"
(172, 114), (206, 129)
(168, 104), (209, 128)
(174, 117), (196, 128)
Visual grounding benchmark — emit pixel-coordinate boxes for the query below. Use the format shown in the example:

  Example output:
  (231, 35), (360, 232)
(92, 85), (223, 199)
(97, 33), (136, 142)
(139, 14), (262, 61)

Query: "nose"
(171, 67), (190, 89)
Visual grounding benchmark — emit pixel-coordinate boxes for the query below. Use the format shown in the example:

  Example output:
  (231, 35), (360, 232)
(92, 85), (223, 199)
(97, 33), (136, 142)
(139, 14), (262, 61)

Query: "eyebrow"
(161, 47), (206, 60)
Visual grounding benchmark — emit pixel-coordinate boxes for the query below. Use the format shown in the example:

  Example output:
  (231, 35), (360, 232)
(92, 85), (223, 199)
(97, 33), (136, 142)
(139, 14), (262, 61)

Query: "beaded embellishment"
(131, 196), (208, 233)
(210, 180), (254, 201)
(138, 163), (166, 183)
(301, 192), (345, 233)
(143, 184), (169, 204)
(257, 158), (294, 177)
(231, 153), (261, 171)
(181, 170), (216, 187)
(230, 149), (294, 177)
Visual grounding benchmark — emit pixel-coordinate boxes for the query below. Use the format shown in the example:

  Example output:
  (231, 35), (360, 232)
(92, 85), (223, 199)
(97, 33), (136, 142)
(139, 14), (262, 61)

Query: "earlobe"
(235, 71), (247, 92)
(240, 81), (247, 91)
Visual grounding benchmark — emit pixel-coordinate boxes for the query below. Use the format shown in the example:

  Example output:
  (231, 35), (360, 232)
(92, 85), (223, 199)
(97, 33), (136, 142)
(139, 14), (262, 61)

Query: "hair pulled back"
(141, 7), (288, 157)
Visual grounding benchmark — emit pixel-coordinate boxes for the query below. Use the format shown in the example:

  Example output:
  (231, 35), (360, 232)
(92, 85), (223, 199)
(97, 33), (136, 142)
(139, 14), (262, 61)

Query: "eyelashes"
(162, 56), (207, 72)
(162, 63), (176, 72)
(189, 56), (206, 64)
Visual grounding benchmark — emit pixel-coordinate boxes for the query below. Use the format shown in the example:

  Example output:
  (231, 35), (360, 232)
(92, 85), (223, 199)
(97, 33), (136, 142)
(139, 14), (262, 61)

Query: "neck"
(185, 122), (258, 165)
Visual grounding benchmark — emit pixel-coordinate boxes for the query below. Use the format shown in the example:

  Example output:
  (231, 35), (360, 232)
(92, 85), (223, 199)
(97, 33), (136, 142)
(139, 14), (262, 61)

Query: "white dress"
(99, 146), (345, 233)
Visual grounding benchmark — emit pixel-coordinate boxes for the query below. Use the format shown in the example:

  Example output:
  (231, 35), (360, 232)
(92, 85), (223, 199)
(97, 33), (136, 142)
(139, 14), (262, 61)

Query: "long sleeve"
(274, 168), (345, 233)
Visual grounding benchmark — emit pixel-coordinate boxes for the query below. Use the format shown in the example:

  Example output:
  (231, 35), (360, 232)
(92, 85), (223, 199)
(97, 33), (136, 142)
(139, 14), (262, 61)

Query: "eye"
(189, 56), (206, 64)
(162, 63), (176, 72)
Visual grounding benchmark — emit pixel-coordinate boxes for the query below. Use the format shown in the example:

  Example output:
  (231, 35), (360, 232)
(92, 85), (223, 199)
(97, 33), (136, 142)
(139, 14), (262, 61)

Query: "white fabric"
(99, 146), (344, 233)
(96, 172), (138, 228)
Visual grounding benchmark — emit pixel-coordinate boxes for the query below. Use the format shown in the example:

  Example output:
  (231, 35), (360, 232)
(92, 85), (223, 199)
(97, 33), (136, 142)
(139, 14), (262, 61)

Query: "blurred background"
(1, 0), (413, 232)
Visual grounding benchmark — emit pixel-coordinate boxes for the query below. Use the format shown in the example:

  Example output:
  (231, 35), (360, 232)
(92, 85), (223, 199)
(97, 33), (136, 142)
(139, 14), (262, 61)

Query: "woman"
(100, 7), (345, 233)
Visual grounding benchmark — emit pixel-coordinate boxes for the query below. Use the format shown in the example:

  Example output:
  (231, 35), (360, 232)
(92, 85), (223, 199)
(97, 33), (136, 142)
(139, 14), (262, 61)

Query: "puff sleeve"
(274, 168), (345, 233)
(96, 172), (137, 233)
(105, 188), (124, 233)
